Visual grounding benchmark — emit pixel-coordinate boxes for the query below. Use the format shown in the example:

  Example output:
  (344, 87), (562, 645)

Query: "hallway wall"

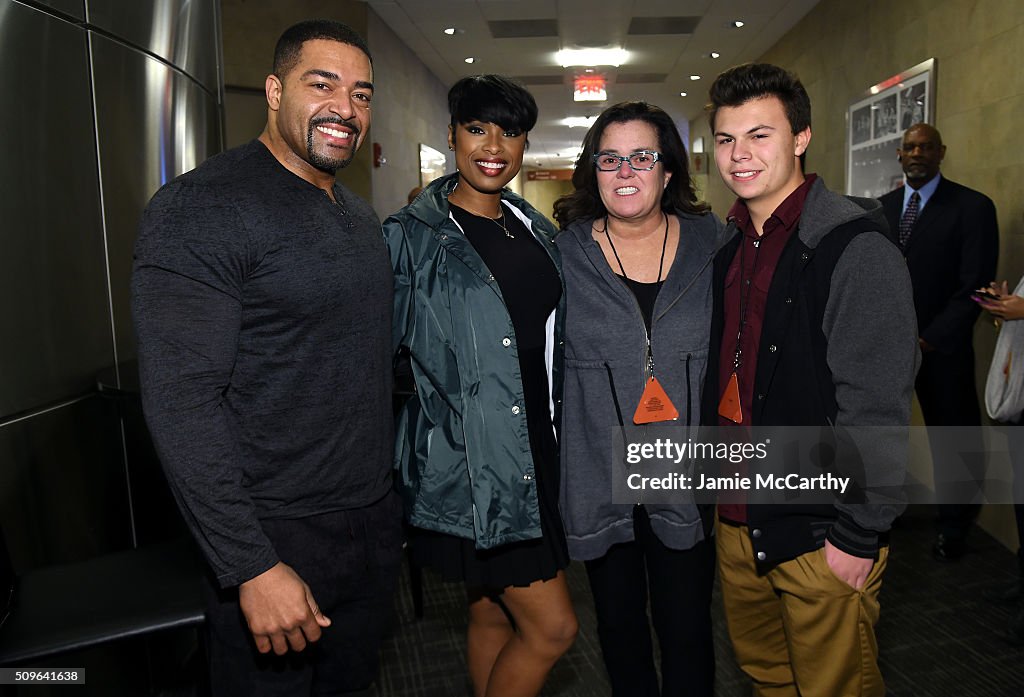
(693, 0), (1023, 264)
(368, 9), (452, 219)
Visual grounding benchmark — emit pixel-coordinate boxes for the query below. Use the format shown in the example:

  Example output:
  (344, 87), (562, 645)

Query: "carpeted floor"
(371, 505), (1024, 697)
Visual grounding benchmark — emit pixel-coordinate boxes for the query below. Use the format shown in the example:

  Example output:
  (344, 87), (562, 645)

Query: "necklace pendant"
(494, 210), (514, 239)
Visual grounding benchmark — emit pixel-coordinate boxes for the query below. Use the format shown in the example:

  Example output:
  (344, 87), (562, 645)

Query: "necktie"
(899, 191), (920, 248)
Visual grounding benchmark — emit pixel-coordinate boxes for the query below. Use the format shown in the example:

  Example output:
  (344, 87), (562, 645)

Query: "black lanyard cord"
(603, 212), (670, 286)
(731, 232), (763, 372)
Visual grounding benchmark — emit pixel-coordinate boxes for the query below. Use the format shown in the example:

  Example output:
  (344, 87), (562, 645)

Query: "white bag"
(985, 277), (1024, 422)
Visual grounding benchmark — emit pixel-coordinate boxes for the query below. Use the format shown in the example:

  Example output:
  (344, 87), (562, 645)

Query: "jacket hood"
(403, 172), (540, 232)
(562, 209), (722, 259)
(798, 176), (887, 249)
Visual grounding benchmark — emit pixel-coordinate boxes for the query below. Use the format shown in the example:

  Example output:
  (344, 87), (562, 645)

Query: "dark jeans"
(203, 490), (402, 697)
(585, 506), (716, 697)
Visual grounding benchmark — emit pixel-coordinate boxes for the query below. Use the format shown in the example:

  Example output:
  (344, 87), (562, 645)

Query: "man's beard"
(306, 117), (361, 173)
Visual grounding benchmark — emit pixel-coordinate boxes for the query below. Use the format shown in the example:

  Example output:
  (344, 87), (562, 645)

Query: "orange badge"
(718, 372), (743, 423)
(633, 376), (680, 424)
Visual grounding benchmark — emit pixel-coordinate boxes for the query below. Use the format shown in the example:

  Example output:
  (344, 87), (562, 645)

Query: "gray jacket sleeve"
(132, 182), (278, 587)
(821, 230), (919, 556)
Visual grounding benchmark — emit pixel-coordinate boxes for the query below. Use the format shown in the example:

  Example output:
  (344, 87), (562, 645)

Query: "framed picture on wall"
(846, 58), (935, 199)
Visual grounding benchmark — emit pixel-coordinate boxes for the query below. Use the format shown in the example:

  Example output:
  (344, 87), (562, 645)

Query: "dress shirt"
(902, 173), (941, 215)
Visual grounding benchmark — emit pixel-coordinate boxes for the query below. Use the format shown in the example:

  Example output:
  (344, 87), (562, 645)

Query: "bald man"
(880, 123), (998, 561)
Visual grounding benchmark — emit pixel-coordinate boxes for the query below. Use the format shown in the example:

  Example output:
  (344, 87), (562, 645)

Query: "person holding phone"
(976, 279), (1024, 645)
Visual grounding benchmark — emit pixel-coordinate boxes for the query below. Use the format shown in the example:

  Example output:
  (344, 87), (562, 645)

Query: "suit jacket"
(880, 177), (998, 355)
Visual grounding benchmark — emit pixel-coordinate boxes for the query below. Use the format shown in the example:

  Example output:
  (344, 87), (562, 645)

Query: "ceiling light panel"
(563, 116), (598, 128)
(556, 48), (629, 67)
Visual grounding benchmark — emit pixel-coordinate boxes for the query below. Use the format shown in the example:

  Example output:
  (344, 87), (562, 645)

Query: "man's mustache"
(309, 116), (361, 139)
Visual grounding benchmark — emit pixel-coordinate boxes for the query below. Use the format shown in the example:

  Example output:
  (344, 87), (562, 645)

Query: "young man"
(132, 20), (401, 696)
(703, 63), (918, 696)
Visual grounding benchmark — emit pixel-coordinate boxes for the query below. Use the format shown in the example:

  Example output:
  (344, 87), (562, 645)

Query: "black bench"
(0, 537), (204, 665)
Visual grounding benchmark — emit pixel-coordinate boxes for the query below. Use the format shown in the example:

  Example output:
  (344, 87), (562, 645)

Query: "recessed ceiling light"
(556, 48), (628, 68)
(710, 51), (721, 59)
(464, 57), (476, 64)
(689, 75), (701, 81)
(679, 92), (688, 97)
(732, 20), (745, 28)
(443, 27), (456, 35)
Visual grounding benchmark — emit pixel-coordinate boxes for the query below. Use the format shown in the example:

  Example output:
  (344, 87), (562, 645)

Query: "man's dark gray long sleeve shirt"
(132, 140), (393, 587)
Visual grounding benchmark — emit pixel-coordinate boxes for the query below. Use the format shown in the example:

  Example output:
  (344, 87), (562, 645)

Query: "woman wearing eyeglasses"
(552, 102), (721, 697)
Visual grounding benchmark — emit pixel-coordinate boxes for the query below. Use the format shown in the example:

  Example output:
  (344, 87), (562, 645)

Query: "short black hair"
(448, 75), (538, 135)
(273, 20), (371, 78)
(706, 63), (811, 135)
(552, 101), (708, 228)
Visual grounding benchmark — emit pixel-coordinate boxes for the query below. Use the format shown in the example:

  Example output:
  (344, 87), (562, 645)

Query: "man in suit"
(880, 123), (999, 561)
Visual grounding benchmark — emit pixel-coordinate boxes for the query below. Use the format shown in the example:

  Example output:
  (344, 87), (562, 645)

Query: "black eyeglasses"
(594, 150), (661, 172)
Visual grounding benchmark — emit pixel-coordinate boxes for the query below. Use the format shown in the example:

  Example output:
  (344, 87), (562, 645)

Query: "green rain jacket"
(384, 173), (565, 549)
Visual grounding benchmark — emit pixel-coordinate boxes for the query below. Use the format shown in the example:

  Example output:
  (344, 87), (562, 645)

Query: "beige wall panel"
(367, 9), (451, 220)
(221, 0), (369, 87)
(522, 178), (574, 227)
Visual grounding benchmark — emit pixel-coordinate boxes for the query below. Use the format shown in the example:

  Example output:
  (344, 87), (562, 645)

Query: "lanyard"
(731, 232), (763, 372)
(604, 212), (669, 376)
(604, 212), (669, 287)
(719, 229), (762, 425)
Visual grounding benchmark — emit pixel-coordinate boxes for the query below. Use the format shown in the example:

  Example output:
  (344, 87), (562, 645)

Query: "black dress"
(409, 202), (569, 589)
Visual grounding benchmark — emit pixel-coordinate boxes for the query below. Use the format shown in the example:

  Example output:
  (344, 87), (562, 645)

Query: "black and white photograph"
(852, 105), (872, 145)
(900, 81), (927, 129)
(873, 94), (898, 138)
(848, 59), (935, 198)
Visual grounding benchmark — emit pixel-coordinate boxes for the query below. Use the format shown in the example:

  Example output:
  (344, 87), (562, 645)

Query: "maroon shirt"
(717, 174), (816, 524)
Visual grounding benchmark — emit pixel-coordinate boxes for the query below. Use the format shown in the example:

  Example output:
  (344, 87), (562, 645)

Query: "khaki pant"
(716, 522), (887, 697)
